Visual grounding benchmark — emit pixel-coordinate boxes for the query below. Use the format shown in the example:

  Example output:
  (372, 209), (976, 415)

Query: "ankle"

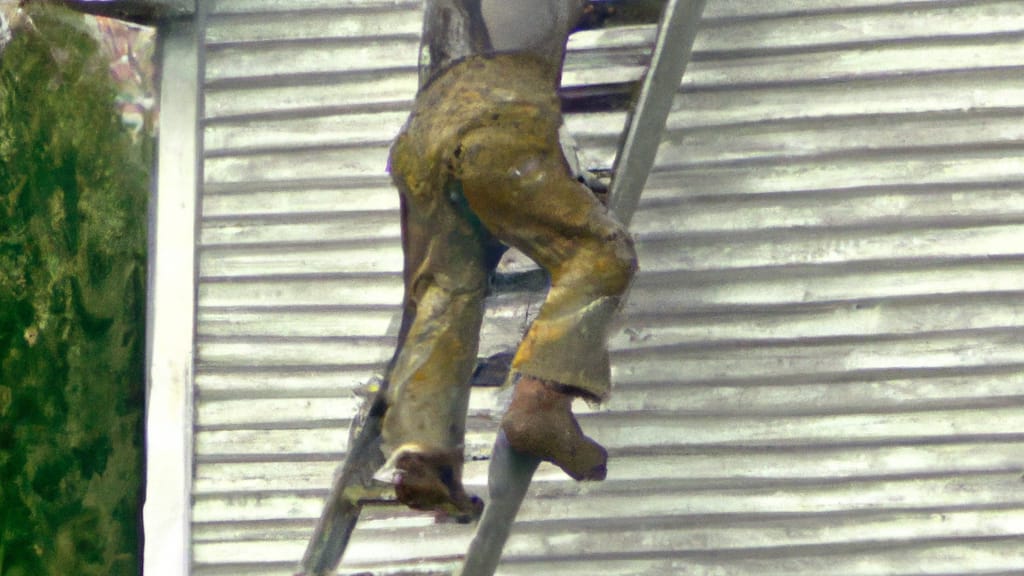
(511, 375), (585, 411)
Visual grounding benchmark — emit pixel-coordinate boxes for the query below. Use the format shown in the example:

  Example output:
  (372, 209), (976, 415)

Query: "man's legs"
(454, 119), (637, 480)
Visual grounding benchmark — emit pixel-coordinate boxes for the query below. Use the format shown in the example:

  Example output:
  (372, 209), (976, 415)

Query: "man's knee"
(588, 227), (637, 297)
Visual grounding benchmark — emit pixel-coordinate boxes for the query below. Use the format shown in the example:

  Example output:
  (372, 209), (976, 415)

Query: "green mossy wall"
(0, 6), (149, 575)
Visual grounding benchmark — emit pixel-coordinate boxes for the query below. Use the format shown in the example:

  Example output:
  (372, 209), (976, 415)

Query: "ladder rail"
(298, 394), (388, 575)
(609, 0), (707, 226)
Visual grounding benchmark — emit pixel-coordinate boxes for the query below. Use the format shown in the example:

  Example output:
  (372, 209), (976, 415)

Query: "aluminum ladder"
(299, 1), (707, 574)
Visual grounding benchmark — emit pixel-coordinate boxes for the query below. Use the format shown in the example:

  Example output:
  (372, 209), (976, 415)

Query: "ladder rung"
(471, 352), (515, 389)
(560, 81), (639, 114)
(577, 0), (668, 30)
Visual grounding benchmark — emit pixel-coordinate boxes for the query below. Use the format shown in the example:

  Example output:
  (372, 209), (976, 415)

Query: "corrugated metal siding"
(191, 1), (1024, 574)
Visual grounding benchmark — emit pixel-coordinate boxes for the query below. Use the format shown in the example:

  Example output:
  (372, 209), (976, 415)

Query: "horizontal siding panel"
(198, 242), (403, 278)
(491, 540), (1024, 576)
(198, 275), (404, 307)
(654, 111), (1024, 172)
(196, 397), (362, 429)
(695, 1), (1024, 53)
(631, 184), (1024, 237)
(637, 223), (1024, 273)
(516, 483), (1024, 532)
(643, 151), (1024, 200)
(196, 336), (396, 369)
(628, 258), (1024, 313)
(201, 184), (398, 217)
(612, 330), (1024, 383)
(205, 8), (420, 45)
(204, 145), (392, 184)
(204, 110), (409, 153)
(605, 365), (1024, 414)
(195, 427), (351, 460)
(583, 405), (1024, 451)
(203, 73), (417, 120)
(499, 510), (1024, 562)
(612, 293), (1024, 349)
(206, 0), (419, 16)
(702, 0), (993, 19)
(583, 369), (1024, 416)
(663, 68), (1024, 132)
(194, 460), (342, 494)
(690, 37), (1024, 86)
(204, 38), (419, 84)
(197, 307), (396, 339)
(193, 539), (1024, 576)
(194, 368), (382, 398)
(565, 36), (1024, 89)
(566, 1), (1024, 54)
(200, 212), (400, 246)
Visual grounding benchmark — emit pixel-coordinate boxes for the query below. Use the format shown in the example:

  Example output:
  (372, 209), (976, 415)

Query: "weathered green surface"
(0, 5), (149, 576)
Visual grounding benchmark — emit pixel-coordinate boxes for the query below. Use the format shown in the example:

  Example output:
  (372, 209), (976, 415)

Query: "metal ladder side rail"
(458, 1), (707, 574)
(298, 390), (389, 575)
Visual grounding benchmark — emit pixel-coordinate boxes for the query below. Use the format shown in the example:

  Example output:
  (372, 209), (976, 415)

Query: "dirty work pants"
(381, 54), (637, 457)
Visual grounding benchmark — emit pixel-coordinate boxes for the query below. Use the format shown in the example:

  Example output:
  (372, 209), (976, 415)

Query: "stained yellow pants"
(382, 55), (637, 457)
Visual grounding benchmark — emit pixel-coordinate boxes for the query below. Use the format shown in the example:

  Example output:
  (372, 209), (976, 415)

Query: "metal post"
(144, 12), (201, 576)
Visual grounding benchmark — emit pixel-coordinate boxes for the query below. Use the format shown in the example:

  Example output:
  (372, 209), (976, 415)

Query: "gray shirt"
(419, 0), (584, 86)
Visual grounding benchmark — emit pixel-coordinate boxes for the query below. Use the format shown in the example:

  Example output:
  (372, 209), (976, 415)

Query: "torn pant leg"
(454, 119), (638, 402)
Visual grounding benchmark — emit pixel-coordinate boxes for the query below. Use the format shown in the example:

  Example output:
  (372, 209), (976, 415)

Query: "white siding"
(191, 1), (1024, 574)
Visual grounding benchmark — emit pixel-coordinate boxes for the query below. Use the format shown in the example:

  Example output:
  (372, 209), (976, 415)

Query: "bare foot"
(500, 375), (608, 481)
(389, 448), (484, 523)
